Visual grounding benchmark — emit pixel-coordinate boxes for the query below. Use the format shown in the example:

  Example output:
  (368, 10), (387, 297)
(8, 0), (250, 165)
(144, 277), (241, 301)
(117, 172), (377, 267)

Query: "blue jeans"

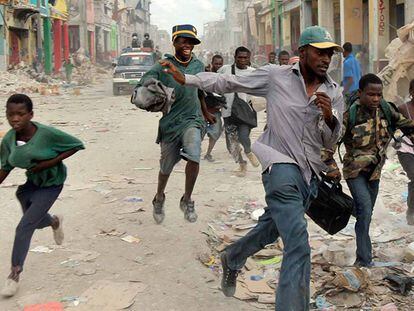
(12, 181), (63, 269)
(346, 174), (380, 266)
(226, 164), (318, 311)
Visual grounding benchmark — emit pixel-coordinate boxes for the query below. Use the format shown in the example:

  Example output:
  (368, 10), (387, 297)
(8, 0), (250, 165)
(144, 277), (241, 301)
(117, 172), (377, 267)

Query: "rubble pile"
(0, 63), (110, 96)
(201, 158), (414, 310)
(0, 69), (46, 95)
(72, 47), (111, 85)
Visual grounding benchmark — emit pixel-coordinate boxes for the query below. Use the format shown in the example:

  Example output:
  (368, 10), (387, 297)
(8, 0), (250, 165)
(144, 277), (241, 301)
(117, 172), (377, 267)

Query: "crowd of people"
(1, 22), (414, 311)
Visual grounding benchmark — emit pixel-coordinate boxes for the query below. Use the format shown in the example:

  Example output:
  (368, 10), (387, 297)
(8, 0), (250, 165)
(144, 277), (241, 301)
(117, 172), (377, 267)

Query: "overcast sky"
(150, 0), (225, 36)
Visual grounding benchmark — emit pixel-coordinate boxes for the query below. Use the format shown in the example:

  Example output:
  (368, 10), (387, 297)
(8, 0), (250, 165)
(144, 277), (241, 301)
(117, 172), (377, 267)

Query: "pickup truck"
(112, 50), (155, 95)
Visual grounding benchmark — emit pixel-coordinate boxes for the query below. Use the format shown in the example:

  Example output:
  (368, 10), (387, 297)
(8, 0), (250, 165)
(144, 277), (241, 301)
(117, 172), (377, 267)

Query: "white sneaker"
(1, 279), (19, 297)
(53, 215), (64, 245)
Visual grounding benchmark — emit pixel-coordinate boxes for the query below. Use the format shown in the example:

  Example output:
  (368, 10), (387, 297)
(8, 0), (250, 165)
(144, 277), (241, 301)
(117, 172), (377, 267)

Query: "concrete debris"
(200, 153), (414, 309)
(0, 60), (110, 96)
(379, 21), (414, 104)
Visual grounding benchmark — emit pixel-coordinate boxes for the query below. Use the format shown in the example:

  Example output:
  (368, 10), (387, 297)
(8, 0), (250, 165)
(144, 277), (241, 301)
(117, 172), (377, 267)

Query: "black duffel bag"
(229, 64), (257, 128)
(306, 178), (354, 235)
(231, 93), (257, 128)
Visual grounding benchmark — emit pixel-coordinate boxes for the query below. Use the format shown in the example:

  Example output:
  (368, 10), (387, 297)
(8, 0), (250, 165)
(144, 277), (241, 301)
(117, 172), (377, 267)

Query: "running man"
(204, 54), (225, 162)
(137, 24), (215, 224)
(162, 26), (344, 310)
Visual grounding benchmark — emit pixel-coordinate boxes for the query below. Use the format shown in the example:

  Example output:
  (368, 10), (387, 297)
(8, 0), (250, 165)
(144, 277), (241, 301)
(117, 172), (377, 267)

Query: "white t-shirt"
(217, 64), (255, 118)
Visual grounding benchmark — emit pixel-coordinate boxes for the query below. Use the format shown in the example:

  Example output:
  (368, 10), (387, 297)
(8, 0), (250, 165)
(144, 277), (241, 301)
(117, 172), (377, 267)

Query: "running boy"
(0, 94), (84, 297)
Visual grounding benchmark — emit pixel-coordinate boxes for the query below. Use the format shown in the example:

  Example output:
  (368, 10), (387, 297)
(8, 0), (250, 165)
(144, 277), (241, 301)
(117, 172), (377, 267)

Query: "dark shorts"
(159, 127), (202, 174)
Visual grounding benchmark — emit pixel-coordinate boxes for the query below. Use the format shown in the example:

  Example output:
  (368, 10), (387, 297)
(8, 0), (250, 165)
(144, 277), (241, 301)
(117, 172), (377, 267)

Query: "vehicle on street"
(112, 50), (155, 95)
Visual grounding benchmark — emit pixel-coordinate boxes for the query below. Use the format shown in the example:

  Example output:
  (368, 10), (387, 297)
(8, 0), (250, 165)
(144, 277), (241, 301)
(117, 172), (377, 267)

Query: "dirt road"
(0, 79), (268, 310)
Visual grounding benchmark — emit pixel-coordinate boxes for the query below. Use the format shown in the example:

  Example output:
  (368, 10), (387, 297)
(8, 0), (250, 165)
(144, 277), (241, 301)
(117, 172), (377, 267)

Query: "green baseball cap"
(299, 26), (343, 52)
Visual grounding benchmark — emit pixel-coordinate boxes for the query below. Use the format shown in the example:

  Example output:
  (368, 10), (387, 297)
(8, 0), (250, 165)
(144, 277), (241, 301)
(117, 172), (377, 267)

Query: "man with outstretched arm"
(161, 26), (344, 310)
(137, 24), (215, 224)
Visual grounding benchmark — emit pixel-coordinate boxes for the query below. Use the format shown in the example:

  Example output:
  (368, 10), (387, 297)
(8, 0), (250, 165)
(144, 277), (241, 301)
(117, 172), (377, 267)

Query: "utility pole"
(36, 0), (43, 70)
(44, 16), (52, 74)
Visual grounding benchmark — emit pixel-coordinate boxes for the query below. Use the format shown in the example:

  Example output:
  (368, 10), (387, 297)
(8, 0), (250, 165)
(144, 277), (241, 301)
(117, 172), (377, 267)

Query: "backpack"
(338, 91), (398, 162)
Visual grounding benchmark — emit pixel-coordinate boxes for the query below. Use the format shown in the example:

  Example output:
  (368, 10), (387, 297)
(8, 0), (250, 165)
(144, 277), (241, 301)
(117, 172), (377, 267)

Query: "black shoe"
(180, 197), (198, 223)
(220, 252), (239, 297)
(152, 194), (165, 224)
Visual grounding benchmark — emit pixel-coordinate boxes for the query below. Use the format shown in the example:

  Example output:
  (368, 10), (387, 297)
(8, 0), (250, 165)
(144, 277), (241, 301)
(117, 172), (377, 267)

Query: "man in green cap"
(162, 26), (344, 310)
(137, 24), (215, 224)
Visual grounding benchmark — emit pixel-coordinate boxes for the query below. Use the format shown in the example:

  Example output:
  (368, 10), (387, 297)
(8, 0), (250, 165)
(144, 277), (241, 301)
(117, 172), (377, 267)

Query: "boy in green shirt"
(0, 94), (84, 297)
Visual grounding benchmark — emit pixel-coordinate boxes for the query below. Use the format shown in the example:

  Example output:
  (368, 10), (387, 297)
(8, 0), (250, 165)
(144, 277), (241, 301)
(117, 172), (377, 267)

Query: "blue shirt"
(343, 54), (361, 94)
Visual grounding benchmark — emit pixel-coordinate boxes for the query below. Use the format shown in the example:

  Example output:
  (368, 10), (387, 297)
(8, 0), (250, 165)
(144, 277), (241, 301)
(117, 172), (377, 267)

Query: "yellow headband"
(172, 30), (197, 41)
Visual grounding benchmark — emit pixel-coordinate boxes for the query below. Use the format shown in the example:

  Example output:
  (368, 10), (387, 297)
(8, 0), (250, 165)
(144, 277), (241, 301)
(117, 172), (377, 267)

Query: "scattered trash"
(24, 302), (64, 311)
(98, 228), (125, 237)
(121, 235), (141, 244)
(315, 295), (334, 310)
(250, 275), (264, 281)
(197, 253), (215, 267)
(133, 167), (153, 171)
(322, 242), (355, 267)
(78, 280), (147, 310)
(332, 268), (369, 292)
(257, 257), (282, 266)
(124, 196), (144, 203)
(384, 274), (414, 295)
(30, 246), (54, 253)
(257, 294), (275, 304)
(60, 259), (80, 268)
(251, 208), (265, 221)
(241, 271), (274, 294)
(199, 150), (414, 308)
(60, 296), (86, 307)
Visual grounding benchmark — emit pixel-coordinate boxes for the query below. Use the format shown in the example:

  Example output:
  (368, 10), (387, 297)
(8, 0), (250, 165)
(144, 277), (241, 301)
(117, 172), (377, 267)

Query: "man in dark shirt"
(204, 55), (225, 162)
